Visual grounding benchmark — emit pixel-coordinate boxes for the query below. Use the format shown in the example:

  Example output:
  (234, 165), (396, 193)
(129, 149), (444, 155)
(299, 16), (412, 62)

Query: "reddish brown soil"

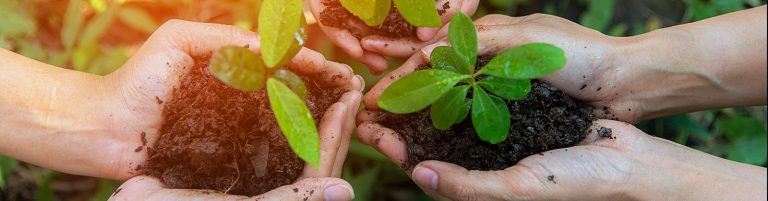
(144, 57), (345, 196)
(318, 0), (450, 39)
(377, 56), (595, 170)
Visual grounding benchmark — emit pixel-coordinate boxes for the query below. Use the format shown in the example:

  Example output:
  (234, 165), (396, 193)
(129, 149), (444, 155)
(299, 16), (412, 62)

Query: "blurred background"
(1, 0), (766, 200)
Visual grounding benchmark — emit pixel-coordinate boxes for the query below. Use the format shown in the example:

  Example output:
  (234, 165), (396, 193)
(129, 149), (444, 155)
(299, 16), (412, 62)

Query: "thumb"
(256, 178), (355, 201)
(412, 161), (525, 201)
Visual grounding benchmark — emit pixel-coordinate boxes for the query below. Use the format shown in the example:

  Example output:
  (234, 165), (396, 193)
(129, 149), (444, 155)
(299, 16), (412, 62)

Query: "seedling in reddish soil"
(340, 0), (442, 27)
(378, 13), (567, 144)
(209, 0), (320, 168)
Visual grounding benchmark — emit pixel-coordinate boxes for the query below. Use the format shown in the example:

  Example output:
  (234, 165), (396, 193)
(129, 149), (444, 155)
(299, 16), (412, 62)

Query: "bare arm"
(617, 5), (767, 120)
(0, 48), (119, 177)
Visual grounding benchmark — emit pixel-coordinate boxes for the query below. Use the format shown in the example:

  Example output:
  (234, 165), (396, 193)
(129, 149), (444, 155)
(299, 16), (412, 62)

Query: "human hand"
(110, 176), (354, 201)
(90, 19), (362, 180)
(355, 117), (767, 201)
(309, 0), (479, 73)
(110, 86), (361, 201)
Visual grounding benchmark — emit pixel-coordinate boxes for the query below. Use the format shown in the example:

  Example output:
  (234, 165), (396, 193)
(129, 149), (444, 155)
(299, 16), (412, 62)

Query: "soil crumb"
(597, 127), (613, 138)
(144, 56), (345, 196)
(378, 56), (595, 171)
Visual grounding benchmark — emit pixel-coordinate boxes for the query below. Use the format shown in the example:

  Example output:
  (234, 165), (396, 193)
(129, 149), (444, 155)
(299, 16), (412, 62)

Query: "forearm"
(616, 6), (767, 120)
(0, 49), (119, 177)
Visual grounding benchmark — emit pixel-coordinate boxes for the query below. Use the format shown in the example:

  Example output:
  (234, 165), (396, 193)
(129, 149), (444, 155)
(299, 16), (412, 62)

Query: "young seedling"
(378, 13), (567, 144)
(340, 0), (442, 27)
(209, 0), (321, 168)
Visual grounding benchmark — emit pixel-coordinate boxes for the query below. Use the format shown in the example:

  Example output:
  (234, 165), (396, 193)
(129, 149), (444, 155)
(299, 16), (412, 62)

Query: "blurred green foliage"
(1, 0), (766, 200)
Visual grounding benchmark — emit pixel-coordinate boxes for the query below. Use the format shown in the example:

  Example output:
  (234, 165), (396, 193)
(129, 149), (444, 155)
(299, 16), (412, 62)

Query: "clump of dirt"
(144, 56), (345, 196)
(378, 56), (595, 171)
(318, 0), (450, 39)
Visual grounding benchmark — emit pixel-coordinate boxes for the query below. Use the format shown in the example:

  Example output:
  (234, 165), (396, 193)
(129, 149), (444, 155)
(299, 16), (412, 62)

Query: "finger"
(416, 0), (480, 41)
(151, 20), (261, 58)
(309, 0), (364, 58)
(356, 110), (382, 124)
(303, 102), (347, 178)
(255, 178), (354, 201)
(287, 48), (353, 87)
(332, 90), (363, 177)
(110, 176), (247, 201)
(363, 27), (449, 58)
(357, 51), (389, 74)
(578, 119), (647, 148)
(356, 122), (408, 166)
(363, 54), (426, 110)
(412, 161), (523, 201)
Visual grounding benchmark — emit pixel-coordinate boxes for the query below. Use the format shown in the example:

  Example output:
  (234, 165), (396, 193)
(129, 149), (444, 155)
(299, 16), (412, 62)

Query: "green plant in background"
(377, 13), (566, 144)
(210, 0), (321, 168)
(340, 0), (442, 27)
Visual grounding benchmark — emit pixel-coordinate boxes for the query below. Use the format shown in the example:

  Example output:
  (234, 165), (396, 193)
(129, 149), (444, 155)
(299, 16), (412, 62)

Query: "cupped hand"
(410, 14), (644, 123)
(355, 116), (767, 201)
(309, 0), (479, 73)
(95, 19), (361, 183)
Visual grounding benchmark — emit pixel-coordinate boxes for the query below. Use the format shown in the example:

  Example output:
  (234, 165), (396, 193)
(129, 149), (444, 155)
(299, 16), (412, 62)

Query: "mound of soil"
(318, 0), (450, 39)
(377, 56), (595, 171)
(143, 56), (345, 196)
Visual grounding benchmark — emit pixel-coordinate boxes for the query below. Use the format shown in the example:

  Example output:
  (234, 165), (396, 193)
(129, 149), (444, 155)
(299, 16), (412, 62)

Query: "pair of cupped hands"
(95, 2), (762, 201)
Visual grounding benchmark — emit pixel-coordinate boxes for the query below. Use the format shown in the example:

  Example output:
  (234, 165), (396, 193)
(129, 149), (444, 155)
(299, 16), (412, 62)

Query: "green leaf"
(716, 116), (767, 140)
(378, 70), (470, 114)
(1, 156), (19, 189)
(579, 0), (616, 32)
(431, 46), (470, 75)
(340, 0), (391, 26)
(267, 78), (320, 168)
(448, 12), (477, 68)
(271, 69), (308, 100)
(430, 85), (470, 130)
(62, 0), (85, 50)
(393, 0), (442, 27)
(117, 6), (159, 34)
(209, 46), (267, 91)
(479, 43), (567, 79)
(727, 134), (767, 165)
(477, 76), (531, 100)
(471, 87), (510, 144)
(259, 0), (305, 68)
(455, 98), (471, 123)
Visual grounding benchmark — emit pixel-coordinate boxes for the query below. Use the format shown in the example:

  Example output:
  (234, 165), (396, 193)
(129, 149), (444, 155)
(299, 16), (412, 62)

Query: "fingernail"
(324, 184), (355, 201)
(417, 28), (439, 41)
(421, 41), (449, 58)
(413, 166), (438, 190)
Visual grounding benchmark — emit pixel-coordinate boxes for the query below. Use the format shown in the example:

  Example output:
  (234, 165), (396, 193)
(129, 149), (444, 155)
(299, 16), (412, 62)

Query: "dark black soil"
(318, 0), (450, 39)
(144, 56), (345, 196)
(377, 56), (595, 171)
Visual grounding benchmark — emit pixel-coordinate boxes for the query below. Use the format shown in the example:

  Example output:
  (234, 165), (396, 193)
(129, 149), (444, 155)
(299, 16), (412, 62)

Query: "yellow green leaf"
(340, 0), (391, 26)
(267, 78), (320, 168)
(259, 0), (304, 68)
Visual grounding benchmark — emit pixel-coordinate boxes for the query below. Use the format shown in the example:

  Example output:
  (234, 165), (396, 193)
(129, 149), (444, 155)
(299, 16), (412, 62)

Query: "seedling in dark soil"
(378, 13), (567, 144)
(209, 0), (320, 168)
(340, 0), (442, 27)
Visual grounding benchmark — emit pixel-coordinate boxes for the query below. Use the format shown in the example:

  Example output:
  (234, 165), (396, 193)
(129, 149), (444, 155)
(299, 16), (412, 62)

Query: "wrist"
(611, 27), (712, 121)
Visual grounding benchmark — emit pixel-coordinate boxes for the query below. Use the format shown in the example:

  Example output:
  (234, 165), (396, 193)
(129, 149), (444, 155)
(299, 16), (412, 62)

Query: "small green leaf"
(340, 0), (391, 26)
(471, 87), (510, 144)
(431, 46), (470, 75)
(209, 46), (267, 91)
(117, 6), (159, 34)
(378, 70), (470, 114)
(716, 116), (767, 140)
(267, 78), (320, 168)
(271, 69), (308, 100)
(727, 134), (767, 165)
(259, 0), (304, 68)
(449, 12), (478, 68)
(480, 43), (567, 79)
(430, 85), (470, 130)
(393, 0), (442, 27)
(455, 98), (471, 124)
(477, 76), (532, 100)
